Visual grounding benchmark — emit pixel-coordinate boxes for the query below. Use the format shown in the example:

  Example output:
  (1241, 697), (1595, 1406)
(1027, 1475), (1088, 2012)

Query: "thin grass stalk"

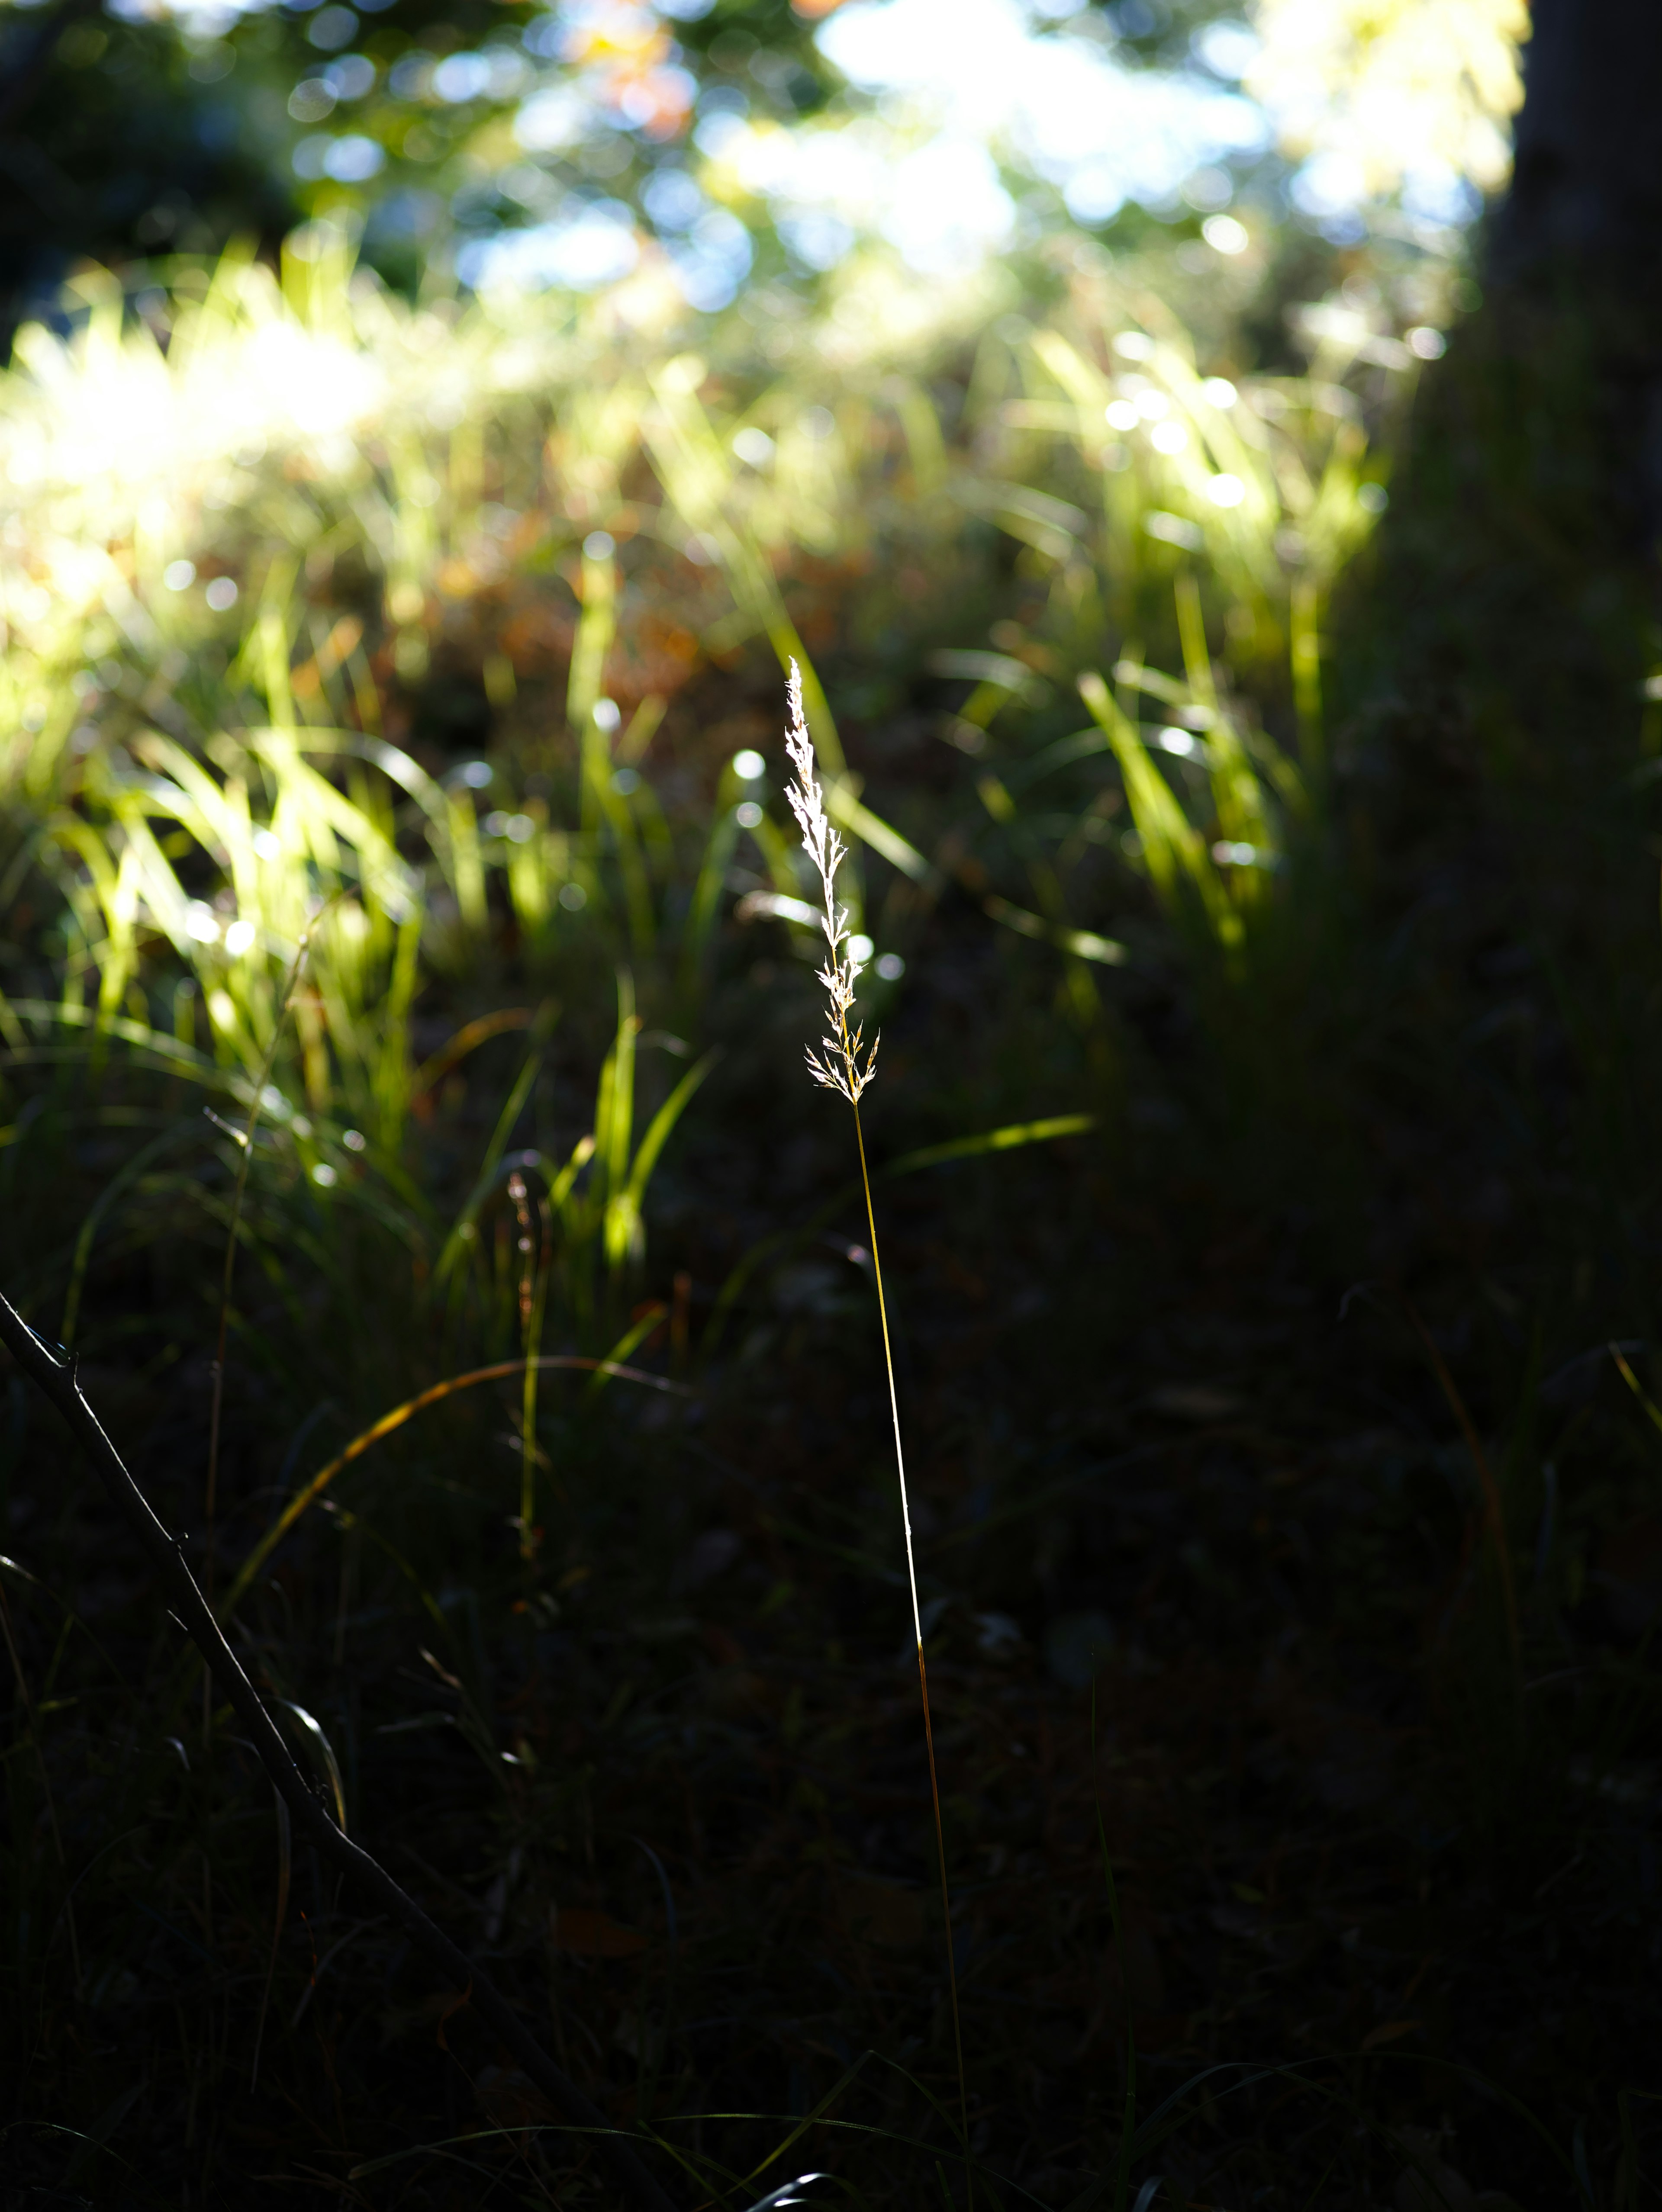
(0, 1579), (82, 1994)
(850, 1100), (970, 2179)
(203, 924), (316, 1655)
(510, 1170), (551, 1563)
(218, 1351), (683, 1621)
(249, 1786), (292, 2089)
(781, 662), (970, 2196)
(1289, 575), (1324, 781)
(0, 1293), (679, 2212)
(1405, 1300), (1522, 1712)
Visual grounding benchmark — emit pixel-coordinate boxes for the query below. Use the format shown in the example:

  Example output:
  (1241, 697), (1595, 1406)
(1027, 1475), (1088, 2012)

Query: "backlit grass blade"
(596, 974), (639, 1272)
(219, 1353), (687, 1623)
(61, 1119), (200, 1347)
(411, 1008), (536, 1101)
(434, 1053), (542, 1286)
(615, 1048), (718, 1267)
(585, 1302), (667, 1399)
(279, 1697), (348, 1831)
(885, 1113), (1095, 1177)
(1077, 670), (1240, 957)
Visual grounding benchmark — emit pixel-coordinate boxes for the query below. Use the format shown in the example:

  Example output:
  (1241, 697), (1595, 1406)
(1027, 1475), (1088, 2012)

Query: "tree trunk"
(1493, 0), (1662, 276)
(1490, 0), (1662, 543)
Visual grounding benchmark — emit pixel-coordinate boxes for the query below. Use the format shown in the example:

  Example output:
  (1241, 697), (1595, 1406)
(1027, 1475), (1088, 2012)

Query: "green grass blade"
(433, 1053), (542, 1285)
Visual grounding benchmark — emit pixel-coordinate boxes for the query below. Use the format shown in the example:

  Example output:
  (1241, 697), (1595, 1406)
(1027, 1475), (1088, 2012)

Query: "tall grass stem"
(852, 1100), (970, 2187)
(203, 927), (316, 1608)
(783, 660), (970, 2195)
(1406, 1300), (1522, 1708)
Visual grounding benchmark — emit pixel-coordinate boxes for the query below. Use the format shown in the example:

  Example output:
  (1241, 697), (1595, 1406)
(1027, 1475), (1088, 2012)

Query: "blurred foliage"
(0, 0), (1523, 349)
(0, 0), (872, 335)
(0, 220), (1411, 1125)
(1246, 0), (1527, 196)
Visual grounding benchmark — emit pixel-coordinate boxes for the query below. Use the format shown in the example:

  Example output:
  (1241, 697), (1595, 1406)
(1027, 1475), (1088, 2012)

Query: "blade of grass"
(586, 1303), (667, 1399)
(411, 1007), (535, 1101)
(1610, 1344), (1662, 1451)
(1091, 1681), (1137, 2212)
(61, 1118), (200, 1347)
(248, 1785), (291, 2089)
(510, 1170), (551, 1563)
(779, 666), (970, 2202)
(434, 1052), (543, 1285)
(0, 1579), (82, 1993)
(204, 923), (319, 1665)
(0, 1292), (680, 2212)
(1405, 1299), (1522, 1701)
(219, 1353), (689, 1621)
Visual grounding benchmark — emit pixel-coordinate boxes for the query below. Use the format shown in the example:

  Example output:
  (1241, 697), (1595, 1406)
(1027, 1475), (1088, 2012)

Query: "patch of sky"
(1190, 18), (1261, 81)
(463, 0), (1483, 302)
(815, 0), (1270, 243)
(432, 48), (527, 103)
(1401, 165), (1483, 228)
(457, 198), (638, 291)
(655, 0), (1275, 272)
(1287, 145), (1469, 242)
(641, 167), (705, 231)
(667, 205), (753, 310)
(323, 52), (375, 100)
(294, 131), (385, 181)
(777, 209), (856, 273)
(363, 188), (443, 244)
(514, 86), (589, 153)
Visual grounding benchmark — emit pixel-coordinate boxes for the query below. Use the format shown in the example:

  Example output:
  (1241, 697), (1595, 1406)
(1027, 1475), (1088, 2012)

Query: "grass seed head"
(783, 661), (878, 1106)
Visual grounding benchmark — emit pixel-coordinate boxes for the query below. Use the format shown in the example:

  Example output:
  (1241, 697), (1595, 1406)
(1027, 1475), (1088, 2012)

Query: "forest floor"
(4, 328), (1662, 2212)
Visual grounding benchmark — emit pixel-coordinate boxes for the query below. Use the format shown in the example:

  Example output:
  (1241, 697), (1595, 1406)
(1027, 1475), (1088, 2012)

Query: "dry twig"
(0, 1289), (678, 2212)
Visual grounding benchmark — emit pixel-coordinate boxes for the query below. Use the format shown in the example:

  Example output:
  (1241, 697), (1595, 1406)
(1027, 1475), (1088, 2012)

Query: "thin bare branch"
(0, 1288), (678, 2212)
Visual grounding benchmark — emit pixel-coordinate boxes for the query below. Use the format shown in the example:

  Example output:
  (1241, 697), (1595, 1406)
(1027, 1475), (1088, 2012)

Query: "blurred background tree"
(1, 0), (1530, 350)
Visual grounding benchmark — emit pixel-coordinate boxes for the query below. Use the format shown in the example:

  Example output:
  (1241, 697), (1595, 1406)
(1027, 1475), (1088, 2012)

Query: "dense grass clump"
(0, 231), (1658, 2209)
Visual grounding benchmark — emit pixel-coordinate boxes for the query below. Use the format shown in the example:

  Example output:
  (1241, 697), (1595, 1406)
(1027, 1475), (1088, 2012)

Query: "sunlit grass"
(0, 225), (1426, 1464)
(0, 229), (1438, 2196)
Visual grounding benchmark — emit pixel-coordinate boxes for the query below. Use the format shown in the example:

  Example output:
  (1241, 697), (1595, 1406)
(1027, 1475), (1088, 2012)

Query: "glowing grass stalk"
(782, 662), (970, 2184)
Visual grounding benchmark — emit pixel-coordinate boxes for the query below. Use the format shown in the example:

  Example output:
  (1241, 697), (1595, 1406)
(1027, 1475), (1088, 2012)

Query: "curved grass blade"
(728, 2052), (872, 2200)
(411, 1007), (536, 1101)
(0, 1579), (82, 1990)
(625, 1049), (718, 1219)
(586, 1303), (667, 1399)
(434, 1052), (542, 1285)
(348, 2121), (680, 2183)
(632, 1836), (680, 2118)
(204, 925), (319, 1617)
(1610, 1343), (1662, 1450)
(220, 1354), (689, 1621)
(1121, 2051), (1594, 2206)
(61, 1119), (202, 1346)
(1, 998), (227, 1090)
(279, 1698), (347, 1830)
(248, 1785), (292, 2090)
(886, 1115), (1095, 1178)
(1405, 1299), (1521, 1693)
(700, 1114), (1094, 1357)
(605, 1047), (718, 1277)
